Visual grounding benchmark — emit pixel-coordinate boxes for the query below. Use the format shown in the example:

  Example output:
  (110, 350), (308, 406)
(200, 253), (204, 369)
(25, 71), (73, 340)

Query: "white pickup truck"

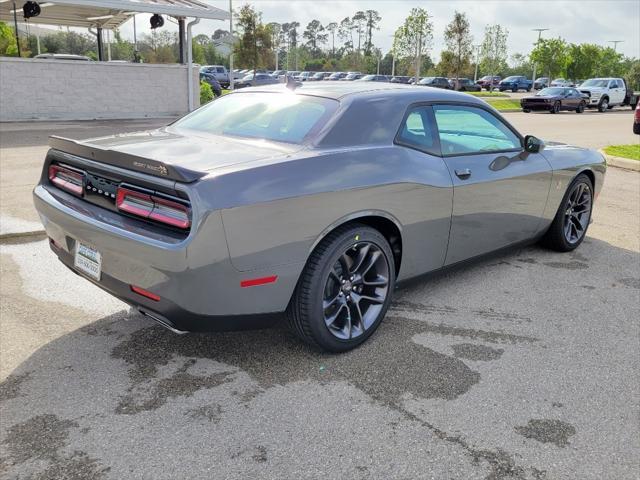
(579, 78), (638, 112)
(200, 65), (230, 88)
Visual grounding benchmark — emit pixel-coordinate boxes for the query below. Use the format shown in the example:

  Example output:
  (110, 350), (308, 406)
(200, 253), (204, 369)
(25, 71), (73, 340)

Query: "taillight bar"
(49, 164), (84, 196)
(116, 186), (191, 229)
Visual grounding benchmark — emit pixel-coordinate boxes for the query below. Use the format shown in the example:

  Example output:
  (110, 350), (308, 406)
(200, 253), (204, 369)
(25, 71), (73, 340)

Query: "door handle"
(455, 168), (472, 179)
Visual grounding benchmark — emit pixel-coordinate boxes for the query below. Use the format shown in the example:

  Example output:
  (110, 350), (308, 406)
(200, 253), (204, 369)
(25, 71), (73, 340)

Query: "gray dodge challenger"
(34, 82), (606, 351)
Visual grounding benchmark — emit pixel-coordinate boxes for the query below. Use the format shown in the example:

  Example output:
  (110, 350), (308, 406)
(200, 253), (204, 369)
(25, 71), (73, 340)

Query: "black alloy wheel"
(322, 242), (390, 340)
(541, 173), (593, 252)
(562, 182), (592, 245)
(287, 224), (395, 352)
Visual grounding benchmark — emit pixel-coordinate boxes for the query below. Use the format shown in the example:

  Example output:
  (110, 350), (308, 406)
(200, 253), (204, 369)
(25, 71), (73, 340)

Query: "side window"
(433, 105), (521, 156)
(216, 67), (225, 73)
(396, 106), (439, 155)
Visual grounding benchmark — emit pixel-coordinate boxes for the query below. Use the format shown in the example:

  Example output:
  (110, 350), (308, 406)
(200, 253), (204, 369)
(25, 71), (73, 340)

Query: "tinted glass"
(174, 93), (337, 144)
(397, 107), (438, 154)
(433, 105), (521, 155)
(538, 88), (566, 96)
(582, 79), (608, 88)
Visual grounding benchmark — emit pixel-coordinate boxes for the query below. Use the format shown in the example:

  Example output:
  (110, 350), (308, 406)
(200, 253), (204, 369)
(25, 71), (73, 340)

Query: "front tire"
(576, 101), (585, 113)
(550, 101), (561, 114)
(598, 97), (609, 112)
(286, 224), (395, 352)
(540, 173), (593, 252)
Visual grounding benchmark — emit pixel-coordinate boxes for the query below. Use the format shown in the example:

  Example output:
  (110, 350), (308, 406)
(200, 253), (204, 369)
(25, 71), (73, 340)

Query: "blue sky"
(115, 0), (639, 60)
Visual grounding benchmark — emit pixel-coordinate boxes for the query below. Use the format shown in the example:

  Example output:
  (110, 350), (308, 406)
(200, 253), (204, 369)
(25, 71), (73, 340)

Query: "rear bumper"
(33, 184), (299, 331)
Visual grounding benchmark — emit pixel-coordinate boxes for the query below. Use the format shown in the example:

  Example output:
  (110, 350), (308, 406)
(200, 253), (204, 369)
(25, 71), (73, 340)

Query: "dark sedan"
(521, 87), (588, 114)
(416, 77), (451, 89)
(390, 76), (411, 84)
(199, 72), (222, 97)
(449, 78), (481, 92)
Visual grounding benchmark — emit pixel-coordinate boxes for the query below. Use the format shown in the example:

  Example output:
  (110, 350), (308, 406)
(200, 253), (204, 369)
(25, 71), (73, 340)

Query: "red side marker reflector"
(130, 285), (161, 302)
(240, 275), (278, 288)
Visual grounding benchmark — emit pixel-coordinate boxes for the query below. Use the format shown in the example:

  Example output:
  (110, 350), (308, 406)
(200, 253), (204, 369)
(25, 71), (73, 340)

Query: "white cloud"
(117, 0), (639, 60)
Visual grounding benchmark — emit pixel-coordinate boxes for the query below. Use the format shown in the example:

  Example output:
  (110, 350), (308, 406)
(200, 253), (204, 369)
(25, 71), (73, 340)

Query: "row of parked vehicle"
(520, 77), (638, 114)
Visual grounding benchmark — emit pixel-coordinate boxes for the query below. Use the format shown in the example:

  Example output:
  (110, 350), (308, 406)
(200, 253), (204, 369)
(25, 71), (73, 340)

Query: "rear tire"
(286, 224), (395, 352)
(540, 173), (593, 252)
(523, 109), (531, 113)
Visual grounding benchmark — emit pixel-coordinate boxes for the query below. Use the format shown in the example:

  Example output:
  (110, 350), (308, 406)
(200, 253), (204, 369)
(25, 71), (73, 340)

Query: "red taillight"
(116, 187), (190, 229)
(49, 164), (84, 196)
(130, 285), (161, 302)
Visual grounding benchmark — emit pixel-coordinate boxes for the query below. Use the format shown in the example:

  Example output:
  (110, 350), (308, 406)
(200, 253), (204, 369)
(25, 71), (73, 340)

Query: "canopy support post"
(96, 26), (104, 61)
(178, 17), (186, 64)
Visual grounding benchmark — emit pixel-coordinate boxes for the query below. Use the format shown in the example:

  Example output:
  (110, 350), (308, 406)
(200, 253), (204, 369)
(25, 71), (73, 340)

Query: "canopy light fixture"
(22, 0), (40, 18)
(150, 13), (163, 29)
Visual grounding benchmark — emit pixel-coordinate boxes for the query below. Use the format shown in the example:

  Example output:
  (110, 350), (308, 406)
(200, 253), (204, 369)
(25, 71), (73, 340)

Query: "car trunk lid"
(49, 127), (300, 183)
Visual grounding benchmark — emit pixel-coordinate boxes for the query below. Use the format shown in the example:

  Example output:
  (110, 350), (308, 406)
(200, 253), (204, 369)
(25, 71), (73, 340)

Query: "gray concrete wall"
(0, 57), (200, 121)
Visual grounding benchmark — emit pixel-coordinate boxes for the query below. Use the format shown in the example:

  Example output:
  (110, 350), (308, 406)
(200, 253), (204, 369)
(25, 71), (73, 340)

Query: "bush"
(200, 80), (214, 105)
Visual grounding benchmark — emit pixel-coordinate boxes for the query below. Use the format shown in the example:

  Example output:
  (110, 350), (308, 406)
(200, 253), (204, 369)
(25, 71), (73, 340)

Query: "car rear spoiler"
(48, 136), (206, 183)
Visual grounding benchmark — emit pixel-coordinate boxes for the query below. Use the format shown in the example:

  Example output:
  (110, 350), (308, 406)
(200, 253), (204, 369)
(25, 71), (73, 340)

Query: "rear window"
(173, 92), (338, 144)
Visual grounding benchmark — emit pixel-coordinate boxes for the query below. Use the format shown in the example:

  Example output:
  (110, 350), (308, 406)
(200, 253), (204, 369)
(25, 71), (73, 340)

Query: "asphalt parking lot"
(1, 111), (638, 479)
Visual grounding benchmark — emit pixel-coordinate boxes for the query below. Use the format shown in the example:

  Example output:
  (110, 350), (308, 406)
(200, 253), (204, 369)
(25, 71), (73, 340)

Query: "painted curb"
(599, 150), (640, 172)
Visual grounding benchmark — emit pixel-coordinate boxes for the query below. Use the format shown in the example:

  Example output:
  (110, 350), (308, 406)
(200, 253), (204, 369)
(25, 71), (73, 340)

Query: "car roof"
(230, 81), (489, 104)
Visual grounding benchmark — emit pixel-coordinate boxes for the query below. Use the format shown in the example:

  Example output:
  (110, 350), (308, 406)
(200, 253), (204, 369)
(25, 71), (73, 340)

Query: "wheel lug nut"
(350, 276), (354, 281)
(341, 279), (346, 284)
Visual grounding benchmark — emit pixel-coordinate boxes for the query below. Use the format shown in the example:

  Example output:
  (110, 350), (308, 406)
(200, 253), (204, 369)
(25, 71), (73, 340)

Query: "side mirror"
(524, 135), (545, 153)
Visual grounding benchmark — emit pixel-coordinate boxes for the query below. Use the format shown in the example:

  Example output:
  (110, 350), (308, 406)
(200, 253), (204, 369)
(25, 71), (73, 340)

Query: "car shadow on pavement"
(1, 236), (638, 479)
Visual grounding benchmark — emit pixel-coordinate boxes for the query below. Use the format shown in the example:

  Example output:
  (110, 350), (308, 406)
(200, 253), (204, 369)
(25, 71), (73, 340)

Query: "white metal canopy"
(0, 0), (229, 29)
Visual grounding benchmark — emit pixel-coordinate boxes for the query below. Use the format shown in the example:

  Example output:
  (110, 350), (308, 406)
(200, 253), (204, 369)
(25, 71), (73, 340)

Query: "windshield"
(552, 79), (565, 83)
(538, 88), (567, 96)
(503, 76), (518, 81)
(418, 77), (435, 84)
(173, 93), (338, 144)
(360, 75), (375, 81)
(581, 79), (608, 87)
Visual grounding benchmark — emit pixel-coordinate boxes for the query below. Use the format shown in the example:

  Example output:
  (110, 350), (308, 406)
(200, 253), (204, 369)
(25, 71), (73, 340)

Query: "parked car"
(199, 72), (222, 97)
(534, 77), (549, 89)
(521, 87), (587, 114)
(286, 71), (301, 78)
(390, 76), (411, 84)
(34, 83), (606, 351)
(341, 73), (363, 81)
(308, 72), (327, 81)
(327, 72), (348, 80)
(634, 102), (640, 134)
(477, 75), (501, 91)
(416, 77), (451, 89)
(358, 75), (390, 82)
(272, 70), (287, 77)
(449, 78), (481, 92)
(498, 76), (533, 92)
(550, 78), (572, 87)
(296, 71), (314, 81)
(233, 73), (279, 89)
(579, 77), (638, 112)
(200, 65), (230, 87)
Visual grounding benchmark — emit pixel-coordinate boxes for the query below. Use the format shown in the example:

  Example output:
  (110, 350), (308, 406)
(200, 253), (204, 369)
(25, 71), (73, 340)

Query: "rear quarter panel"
(207, 146), (453, 280)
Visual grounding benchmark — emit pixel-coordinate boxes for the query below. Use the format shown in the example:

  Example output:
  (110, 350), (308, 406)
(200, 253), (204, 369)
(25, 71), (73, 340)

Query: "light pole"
(608, 40), (623, 52)
(228, 0), (234, 90)
(473, 44), (481, 83)
(531, 28), (549, 85)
